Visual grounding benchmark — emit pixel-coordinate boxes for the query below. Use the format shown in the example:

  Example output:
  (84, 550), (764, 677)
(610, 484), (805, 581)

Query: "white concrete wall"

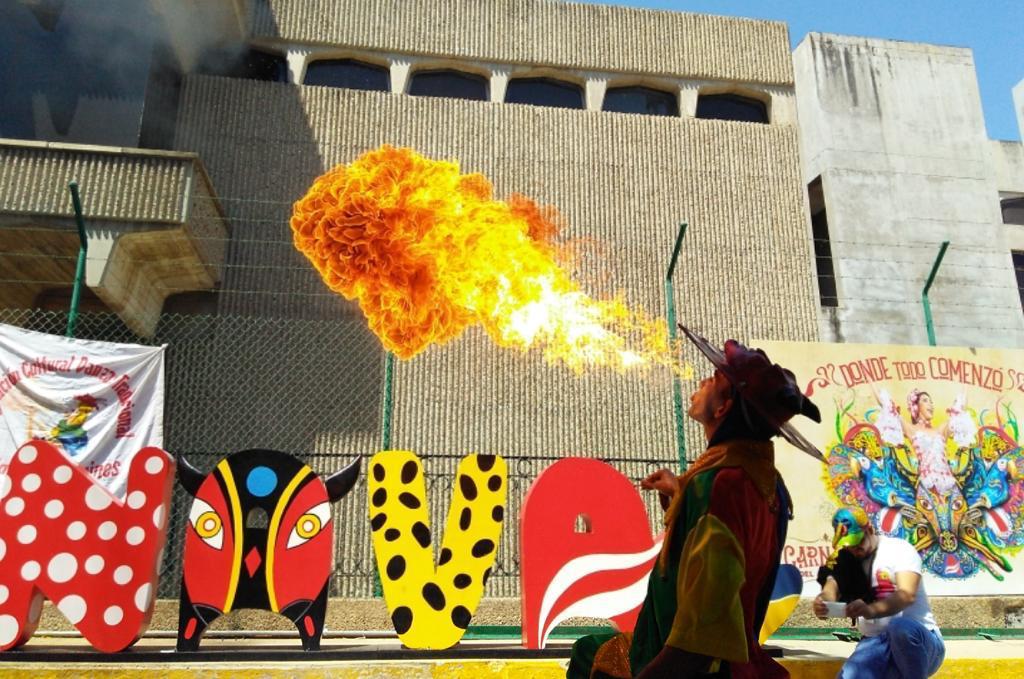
(1016, 79), (1024, 139)
(794, 33), (1024, 348)
(1007, 79), (1024, 252)
(1003, 78), (1024, 252)
(992, 141), (1024, 194)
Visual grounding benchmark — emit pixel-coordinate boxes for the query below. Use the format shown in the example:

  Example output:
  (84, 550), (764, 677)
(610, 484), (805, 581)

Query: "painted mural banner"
(759, 340), (1024, 596)
(0, 324), (166, 497)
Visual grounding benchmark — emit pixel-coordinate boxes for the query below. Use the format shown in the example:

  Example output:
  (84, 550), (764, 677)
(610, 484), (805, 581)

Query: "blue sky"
(579, 0), (1023, 141)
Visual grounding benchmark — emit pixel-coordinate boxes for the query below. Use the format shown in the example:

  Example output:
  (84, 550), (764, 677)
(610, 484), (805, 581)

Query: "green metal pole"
(380, 351), (395, 450)
(373, 350), (396, 597)
(665, 223), (688, 471)
(66, 181), (88, 338)
(921, 241), (950, 347)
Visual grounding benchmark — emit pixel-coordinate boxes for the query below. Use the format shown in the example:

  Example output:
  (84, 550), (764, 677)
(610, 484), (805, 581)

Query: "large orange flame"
(291, 146), (691, 378)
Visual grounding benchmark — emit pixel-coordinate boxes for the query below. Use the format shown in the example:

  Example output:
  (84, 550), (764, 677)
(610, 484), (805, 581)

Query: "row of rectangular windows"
(232, 52), (769, 123)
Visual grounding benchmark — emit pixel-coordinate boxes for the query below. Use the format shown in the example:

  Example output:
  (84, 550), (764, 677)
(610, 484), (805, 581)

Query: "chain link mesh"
(0, 308), (673, 600)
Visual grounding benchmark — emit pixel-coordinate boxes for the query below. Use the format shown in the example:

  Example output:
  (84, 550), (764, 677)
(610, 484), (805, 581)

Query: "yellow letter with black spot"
(368, 450), (506, 649)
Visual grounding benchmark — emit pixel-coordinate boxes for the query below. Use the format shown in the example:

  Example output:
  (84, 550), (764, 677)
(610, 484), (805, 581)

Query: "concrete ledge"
(33, 597), (1024, 634)
(0, 140), (229, 335)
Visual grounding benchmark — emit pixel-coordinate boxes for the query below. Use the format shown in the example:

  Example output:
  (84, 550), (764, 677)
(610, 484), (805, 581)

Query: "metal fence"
(0, 307), (671, 600)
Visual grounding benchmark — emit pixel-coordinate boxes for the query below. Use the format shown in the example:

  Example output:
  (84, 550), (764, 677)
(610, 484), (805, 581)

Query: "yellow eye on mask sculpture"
(189, 498), (224, 549)
(287, 502), (330, 548)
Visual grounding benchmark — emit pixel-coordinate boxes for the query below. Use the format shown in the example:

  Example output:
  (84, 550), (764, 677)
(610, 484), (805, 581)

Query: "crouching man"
(814, 507), (945, 678)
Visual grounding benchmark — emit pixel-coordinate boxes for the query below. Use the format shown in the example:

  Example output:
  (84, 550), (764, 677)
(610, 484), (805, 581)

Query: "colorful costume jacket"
(568, 439), (791, 679)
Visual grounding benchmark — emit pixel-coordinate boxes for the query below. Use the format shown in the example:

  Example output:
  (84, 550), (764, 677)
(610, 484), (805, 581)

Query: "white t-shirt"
(858, 536), (940, 637)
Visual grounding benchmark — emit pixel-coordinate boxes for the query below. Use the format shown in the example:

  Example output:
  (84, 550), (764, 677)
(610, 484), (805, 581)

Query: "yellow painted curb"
(780, 658), (1024, 679)
(933, 659), (1024, 677)
(0, 658), (1021, 678)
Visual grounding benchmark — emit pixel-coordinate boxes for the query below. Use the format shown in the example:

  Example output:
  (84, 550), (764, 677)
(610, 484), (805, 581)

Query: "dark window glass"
(27, 0), (63, 31)
(162, 291), (219, 315)
(231, 49), (288, 83)
(504, 77), (583, 109)
(304, 59), (389, 91)
(696, 93), (768, 124)
(33, 287), (109, 314)
(139, 44), (182, 150)
(408, 69), (487, 101)
(0, 0), (153, 144)
(808, 177), (838, 308)
(1003, 198), (1024, 226)
(602, 86), (678, 117)
(1014, 251), (1024, 313)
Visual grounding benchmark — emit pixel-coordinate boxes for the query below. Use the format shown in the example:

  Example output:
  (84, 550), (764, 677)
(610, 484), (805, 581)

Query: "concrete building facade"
(794, 34), (1024, 348)
(168, 0), (820, 597)
(1, 0), (1023, 612)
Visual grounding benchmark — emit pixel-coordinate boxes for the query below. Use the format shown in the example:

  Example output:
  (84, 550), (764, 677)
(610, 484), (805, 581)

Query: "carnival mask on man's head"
(832, 507), (870, 550)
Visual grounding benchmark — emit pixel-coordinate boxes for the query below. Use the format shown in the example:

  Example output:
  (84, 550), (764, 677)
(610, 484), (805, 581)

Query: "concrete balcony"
(0, 139), (229, 336)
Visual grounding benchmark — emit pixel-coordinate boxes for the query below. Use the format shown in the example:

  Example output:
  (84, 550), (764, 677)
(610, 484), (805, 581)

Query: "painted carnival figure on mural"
(825, 386), (1024, 580)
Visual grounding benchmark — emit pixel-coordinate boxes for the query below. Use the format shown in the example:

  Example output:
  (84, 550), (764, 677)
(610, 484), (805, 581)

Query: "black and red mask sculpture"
(175, 449), (360, 651)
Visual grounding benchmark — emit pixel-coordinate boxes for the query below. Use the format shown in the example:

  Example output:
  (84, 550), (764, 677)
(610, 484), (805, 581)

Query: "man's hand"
(814, 576), (840, 621)
(641, 468), (680, 498)
(845, 599), (873, 620)
(812, 595), (829, 620)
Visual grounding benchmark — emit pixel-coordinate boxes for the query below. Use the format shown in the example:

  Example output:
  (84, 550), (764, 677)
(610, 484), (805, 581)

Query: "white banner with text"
(0, 324), (165, 497)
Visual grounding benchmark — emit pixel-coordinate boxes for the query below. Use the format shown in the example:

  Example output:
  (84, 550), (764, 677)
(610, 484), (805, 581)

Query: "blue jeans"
(839, 618), (945, 678)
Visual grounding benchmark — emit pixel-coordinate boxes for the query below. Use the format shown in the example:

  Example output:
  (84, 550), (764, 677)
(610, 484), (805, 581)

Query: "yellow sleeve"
(665, 514), (748, 663)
